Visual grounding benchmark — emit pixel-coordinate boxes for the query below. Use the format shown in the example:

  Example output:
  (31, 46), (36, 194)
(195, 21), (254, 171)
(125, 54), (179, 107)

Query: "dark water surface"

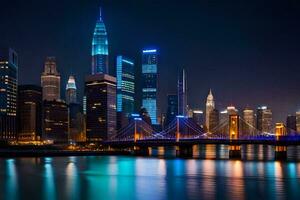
(0, 145), (300, 200)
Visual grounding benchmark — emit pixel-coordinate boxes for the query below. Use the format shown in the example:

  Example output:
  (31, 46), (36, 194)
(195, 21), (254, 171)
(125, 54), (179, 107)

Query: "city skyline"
(1, 1), (300, 122)
(1, 2), (300, 199)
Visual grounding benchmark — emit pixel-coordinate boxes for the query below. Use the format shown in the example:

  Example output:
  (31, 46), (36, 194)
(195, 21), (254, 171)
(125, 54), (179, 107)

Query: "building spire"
(209, 88), (212, 95)
(99, 7), (102, 20)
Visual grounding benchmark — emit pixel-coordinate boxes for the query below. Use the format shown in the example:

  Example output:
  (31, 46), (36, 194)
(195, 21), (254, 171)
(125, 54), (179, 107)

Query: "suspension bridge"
(104, 115), (300, 159)
(109, 115), (299, 142)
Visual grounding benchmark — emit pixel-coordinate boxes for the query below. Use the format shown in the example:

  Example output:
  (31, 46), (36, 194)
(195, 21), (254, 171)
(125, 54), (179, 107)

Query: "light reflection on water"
(0, 145), (300, 200)
(5, 159), (18, 200)
(44, 157), (55, 200)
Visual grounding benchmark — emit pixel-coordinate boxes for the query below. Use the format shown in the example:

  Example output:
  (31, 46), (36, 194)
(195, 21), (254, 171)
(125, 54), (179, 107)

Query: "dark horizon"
(1, 0), (300, 122)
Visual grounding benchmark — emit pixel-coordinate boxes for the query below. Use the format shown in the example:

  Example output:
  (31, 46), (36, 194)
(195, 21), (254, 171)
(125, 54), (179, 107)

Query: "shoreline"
(0, 150), (131, 157)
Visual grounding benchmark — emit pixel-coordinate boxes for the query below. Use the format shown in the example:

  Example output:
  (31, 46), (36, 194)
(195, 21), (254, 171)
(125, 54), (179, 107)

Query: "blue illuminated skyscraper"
(91, 8), (109, 75)
(141, 49), (158, 125)
(116, 56), (135, 129)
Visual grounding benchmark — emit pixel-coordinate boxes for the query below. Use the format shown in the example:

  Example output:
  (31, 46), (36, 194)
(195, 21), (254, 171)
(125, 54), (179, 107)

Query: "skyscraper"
(42, 100), (68, 142)
(41, 57), (60, 101)
(142, 49), (158, 125)
(165, 94), (178, 126)
(205, 89), (215, 132)
(0, 48), (18, 140)
(209, 109), (219, 134)
(286, 115), (296, 134)
(92, 8), (109, 74)
(116, 55), (135, 129)
(256, 106), (272, 133)
(85, 74), (116, 141)
(178, 68), (187, 116)
(192, 110), (204, 127)
(242, 108), (255, 136)
(17, 85), (42, 141)
(66, 75), (77, 104)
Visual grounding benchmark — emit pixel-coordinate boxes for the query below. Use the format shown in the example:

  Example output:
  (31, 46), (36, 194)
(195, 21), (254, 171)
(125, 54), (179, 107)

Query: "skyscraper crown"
(207, 89), (214, 100)
(66, 75), (76, 90)
(91, 7), (109, 74)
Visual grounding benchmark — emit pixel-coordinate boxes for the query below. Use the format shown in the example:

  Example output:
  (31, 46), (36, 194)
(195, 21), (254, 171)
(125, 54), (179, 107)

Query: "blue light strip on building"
(142, 49), (157, 53)
(122, 59), (134, 65)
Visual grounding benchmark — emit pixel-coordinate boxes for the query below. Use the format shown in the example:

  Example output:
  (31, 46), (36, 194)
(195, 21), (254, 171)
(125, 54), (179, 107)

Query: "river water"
(0, 144), (300, 200)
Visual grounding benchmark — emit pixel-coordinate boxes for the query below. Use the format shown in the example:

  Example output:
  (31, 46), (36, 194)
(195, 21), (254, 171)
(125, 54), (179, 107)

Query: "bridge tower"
(134, 117), (142, 142)
(229, 114), (241, 159)
(229, 114), (239, 139)
(176, 115), (184, 142)
(274, 122), (287, 160)
(275, 123), (286, 139)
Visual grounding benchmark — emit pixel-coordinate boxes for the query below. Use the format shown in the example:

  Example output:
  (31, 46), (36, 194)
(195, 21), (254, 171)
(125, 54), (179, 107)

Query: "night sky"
(1, 0), (300, 122)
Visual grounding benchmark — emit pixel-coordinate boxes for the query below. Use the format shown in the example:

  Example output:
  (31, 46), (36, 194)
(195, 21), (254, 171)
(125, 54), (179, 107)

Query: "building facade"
(165, 94), (178, 126)
(92, 8), (109, 74)
(66, 75), (77, 104)
(257, 106), (272, 133)
(17, 85), (42, 141)
(177, 68), (187, 116)
(69, 103), (85, 142)
(242, 108), (255, 136)
(209, 108), (219, 134)
(192, 110), (204, 127)
(42, 100), (68, 142)
(141, 49), (158, 125)
(0, 48), (18, 140)
(286, 115), (296, 134)
(116, 55), (135, 129)
(41, 57), (60, 101)
(85, 74), (116, 141)
(205, 89), (215, 132)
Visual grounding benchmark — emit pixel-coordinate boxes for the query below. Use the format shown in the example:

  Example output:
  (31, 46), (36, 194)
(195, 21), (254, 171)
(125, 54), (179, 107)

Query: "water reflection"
(43, 157), (56, 200)
(0, 156), (300, 200)
(5, 159), (18, 200)
(65, 157), (79, 200)
(201, 160), (216, 199)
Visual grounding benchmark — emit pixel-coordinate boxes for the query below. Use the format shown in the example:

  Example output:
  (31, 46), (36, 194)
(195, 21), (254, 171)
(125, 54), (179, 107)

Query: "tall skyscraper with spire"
(41, 57), (60, 101)
(66, 75), (77, 104)
(178, 68), (187, 116)
(91, 7), (109, 75)
(205, 89), (215, 132)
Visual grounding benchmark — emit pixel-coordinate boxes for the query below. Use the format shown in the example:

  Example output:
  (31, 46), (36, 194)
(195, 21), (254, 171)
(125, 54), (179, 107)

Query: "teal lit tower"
(92, 7), (109, 74)
(142, 49), (158, 125)
(116, 55), (135, 129)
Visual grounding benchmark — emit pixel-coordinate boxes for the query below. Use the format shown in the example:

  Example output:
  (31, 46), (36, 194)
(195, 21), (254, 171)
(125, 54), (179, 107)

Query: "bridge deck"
(104, 139), (300, 148)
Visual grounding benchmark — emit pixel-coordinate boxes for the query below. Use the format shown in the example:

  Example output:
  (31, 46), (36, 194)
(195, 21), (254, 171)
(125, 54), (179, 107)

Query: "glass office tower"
(0, 47), (18, 140)
(116, 55), (135, 129)
(141, 49), (158, 125)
